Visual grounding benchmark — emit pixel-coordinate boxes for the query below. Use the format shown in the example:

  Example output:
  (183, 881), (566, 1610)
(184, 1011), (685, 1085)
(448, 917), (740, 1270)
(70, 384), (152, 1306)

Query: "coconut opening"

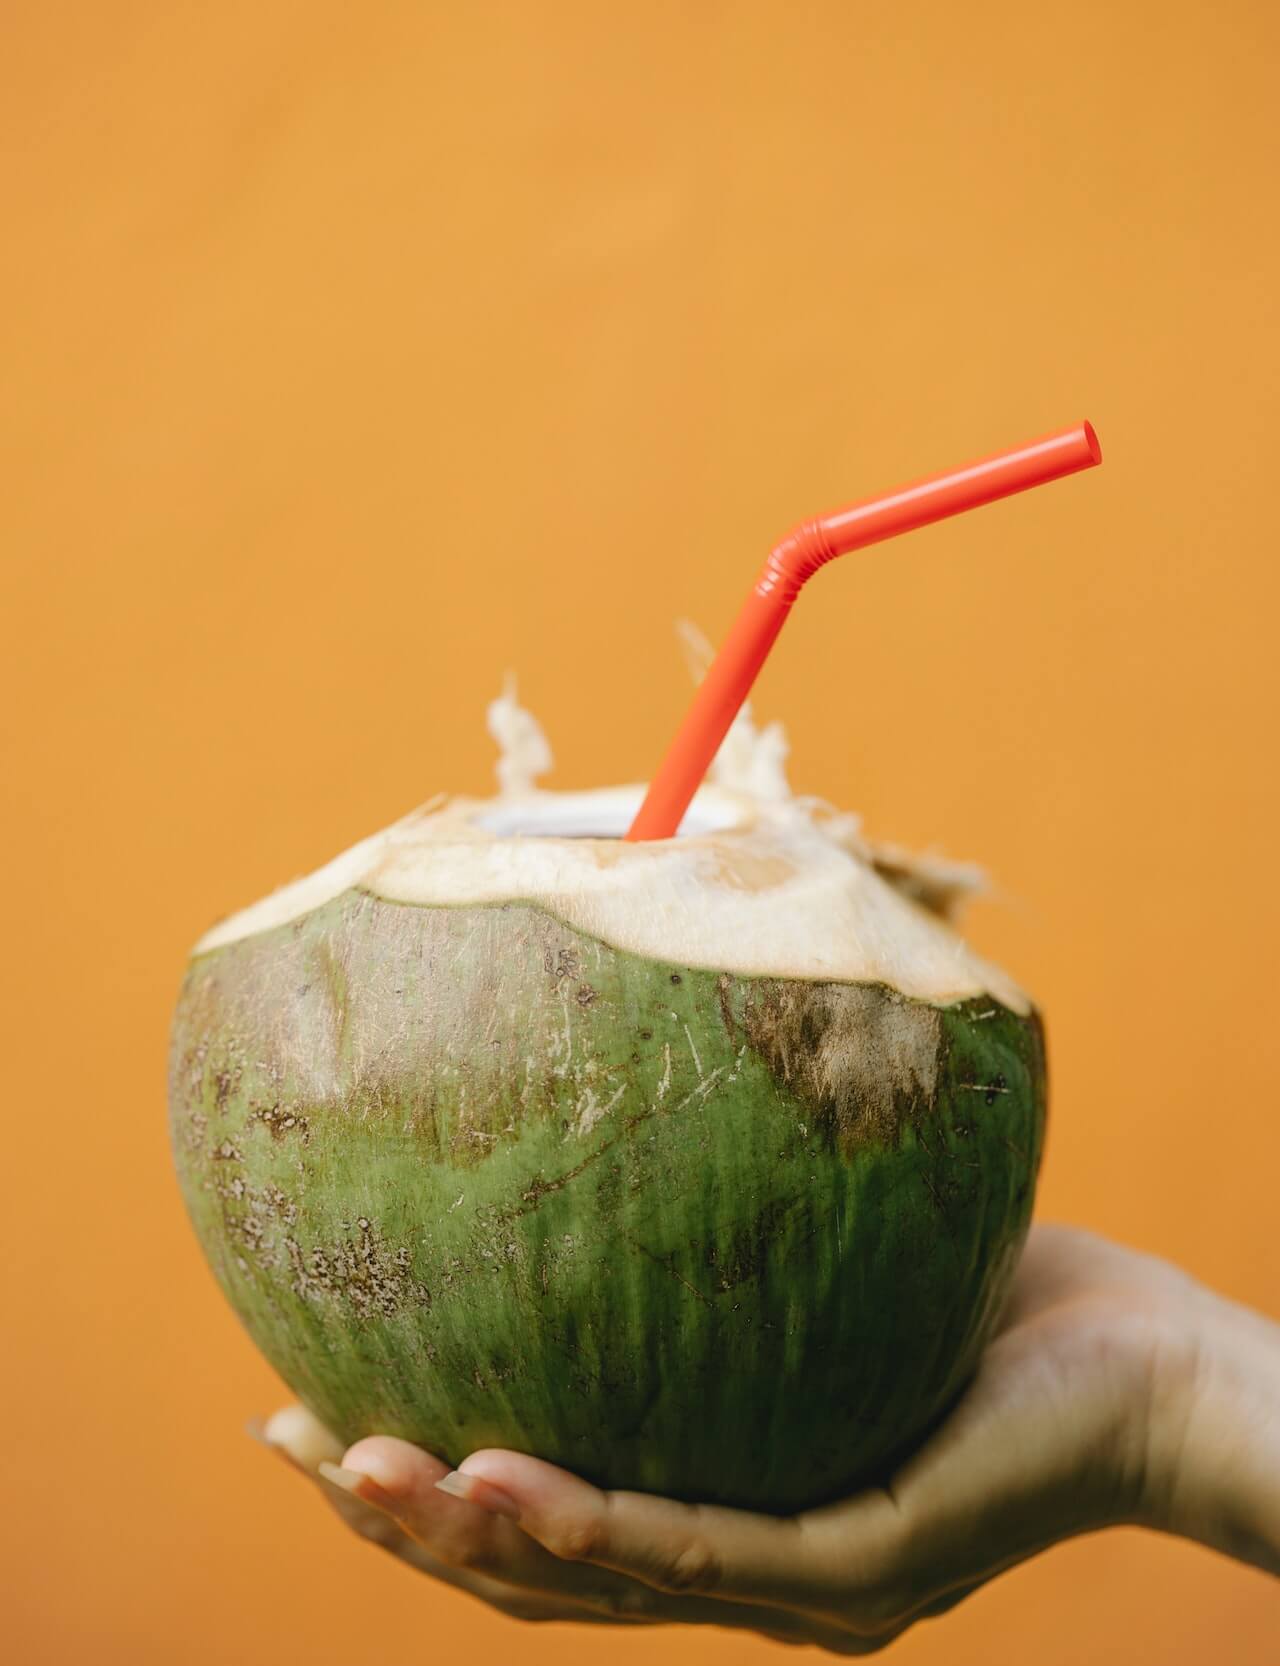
(480, 658), (785, 840)
(194, 671), (1024, 1013)
(473, 789), (740, 841)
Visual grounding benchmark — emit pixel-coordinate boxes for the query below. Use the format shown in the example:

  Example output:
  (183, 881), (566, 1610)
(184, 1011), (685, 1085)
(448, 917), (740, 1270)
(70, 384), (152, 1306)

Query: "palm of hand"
(260, 1226), (1199, 1652)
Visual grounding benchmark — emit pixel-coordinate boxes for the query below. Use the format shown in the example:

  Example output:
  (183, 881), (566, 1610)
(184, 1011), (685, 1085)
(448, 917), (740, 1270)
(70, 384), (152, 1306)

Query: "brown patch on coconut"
(735, 981), (942, 1154)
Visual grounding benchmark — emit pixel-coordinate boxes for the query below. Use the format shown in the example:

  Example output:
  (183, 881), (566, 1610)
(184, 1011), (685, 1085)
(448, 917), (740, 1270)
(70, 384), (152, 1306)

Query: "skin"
(256, 1225), (1280, 1651)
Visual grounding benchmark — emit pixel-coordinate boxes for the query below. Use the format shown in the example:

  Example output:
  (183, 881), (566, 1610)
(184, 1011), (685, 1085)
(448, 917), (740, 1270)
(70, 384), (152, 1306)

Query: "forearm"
(1155, 1292), (1280, 1576)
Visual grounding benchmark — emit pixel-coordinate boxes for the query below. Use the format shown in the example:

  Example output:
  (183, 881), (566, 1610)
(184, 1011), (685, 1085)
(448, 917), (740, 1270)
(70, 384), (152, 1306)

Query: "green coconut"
(170, 700), (1045, 1513)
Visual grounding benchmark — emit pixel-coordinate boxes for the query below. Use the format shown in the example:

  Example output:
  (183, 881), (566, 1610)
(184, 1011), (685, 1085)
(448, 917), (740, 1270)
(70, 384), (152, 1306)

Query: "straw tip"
(1081, 419), (1102, 465)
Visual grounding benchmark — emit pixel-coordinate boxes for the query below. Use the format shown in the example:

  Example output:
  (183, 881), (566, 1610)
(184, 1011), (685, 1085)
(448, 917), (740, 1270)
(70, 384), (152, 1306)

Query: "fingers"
(332, 1436), (841, 1640)
(440, 1449), (904, 1622)
(255, 1411), (989, 1649)
(257, 1406), (429, 1560)
(331, 1435), (654, 1616)
(254, 1408), (623, 1625)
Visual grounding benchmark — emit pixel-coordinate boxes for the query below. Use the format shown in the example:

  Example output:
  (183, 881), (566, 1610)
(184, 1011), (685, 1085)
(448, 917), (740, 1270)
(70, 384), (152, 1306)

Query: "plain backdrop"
(3, 2), (1278, 1661)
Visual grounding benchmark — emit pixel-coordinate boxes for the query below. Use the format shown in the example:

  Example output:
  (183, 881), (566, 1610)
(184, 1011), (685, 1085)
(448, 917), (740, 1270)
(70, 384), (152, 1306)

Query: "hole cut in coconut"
(474, 789), (741, 841)
(481, 672), (765, 840)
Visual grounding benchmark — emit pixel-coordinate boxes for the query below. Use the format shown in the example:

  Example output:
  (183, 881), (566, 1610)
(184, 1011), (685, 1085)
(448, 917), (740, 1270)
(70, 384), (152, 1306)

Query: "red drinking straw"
(626, 421), (1102, 842)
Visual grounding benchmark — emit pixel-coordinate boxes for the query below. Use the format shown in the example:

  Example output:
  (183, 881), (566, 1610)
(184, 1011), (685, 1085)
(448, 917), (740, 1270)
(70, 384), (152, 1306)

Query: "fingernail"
(318, 1461), (377, 1496)
(435, 1470), (522, 1521)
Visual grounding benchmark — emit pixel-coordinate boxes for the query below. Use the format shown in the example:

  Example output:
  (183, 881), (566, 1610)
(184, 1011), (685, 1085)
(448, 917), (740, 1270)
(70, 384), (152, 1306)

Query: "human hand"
(256, 1225), (1279, 1650)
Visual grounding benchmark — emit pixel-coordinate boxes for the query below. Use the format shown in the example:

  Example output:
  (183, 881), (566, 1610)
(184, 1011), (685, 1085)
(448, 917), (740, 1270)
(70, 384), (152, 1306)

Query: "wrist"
(1145, 1287), (1280, 1575)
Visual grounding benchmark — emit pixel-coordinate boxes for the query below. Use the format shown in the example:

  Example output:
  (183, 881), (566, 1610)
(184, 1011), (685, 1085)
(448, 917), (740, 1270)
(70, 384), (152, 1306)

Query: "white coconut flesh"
(194, 683), (1028, 1014)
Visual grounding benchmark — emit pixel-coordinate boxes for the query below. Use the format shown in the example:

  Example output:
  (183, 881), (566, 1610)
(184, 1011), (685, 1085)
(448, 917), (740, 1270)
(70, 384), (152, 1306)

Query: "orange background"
(4, 2), (1278, 1660)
